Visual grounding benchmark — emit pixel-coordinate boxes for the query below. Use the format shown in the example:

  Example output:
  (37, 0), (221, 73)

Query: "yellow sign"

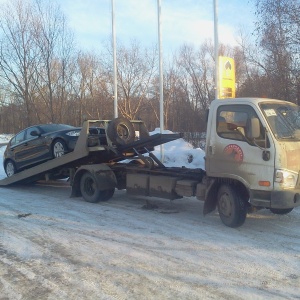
(219, 56), (235, 98)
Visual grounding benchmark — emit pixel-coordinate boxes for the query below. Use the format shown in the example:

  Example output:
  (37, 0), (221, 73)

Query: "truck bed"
(0, 120), (181, 186)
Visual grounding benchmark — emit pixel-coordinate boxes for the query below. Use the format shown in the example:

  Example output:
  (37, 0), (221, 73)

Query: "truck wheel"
(270, 208), (293, 215)
(80, 172), (114, 203)
(217, 184), (247, 227)
(5, 160), (17, 177)
(107, 117), (135, 146)
(52, 139), (67, 158)
(100, 188), (115, 201)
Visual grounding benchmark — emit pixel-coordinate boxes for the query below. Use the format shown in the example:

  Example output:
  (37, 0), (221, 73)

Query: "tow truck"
(1, 97), (300, 227)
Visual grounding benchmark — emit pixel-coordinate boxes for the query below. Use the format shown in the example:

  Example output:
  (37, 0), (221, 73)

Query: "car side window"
(25, 127), (40, 140)
(11, 131), (25, 146)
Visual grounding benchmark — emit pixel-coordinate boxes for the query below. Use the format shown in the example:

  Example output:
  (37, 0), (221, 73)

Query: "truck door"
(206, 104), (275, 197)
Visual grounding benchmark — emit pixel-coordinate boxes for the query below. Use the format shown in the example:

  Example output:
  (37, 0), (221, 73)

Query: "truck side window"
(216, 111), (247, 141)
(217, 105), (269, 148)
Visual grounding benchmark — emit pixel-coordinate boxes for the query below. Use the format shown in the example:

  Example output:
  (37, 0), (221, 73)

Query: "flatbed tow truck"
(1, 97), (300, 228)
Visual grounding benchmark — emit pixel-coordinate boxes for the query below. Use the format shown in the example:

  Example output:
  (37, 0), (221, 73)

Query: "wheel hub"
(54, 143), (65, 157)
(219, 194), (232, 217)
(84, 178), (96, 196)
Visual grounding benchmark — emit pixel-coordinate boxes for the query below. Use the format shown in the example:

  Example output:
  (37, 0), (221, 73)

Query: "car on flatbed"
(3, 123), (106, 177)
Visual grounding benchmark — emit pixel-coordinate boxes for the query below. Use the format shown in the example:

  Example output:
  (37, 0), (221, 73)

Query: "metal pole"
(157, 0), (164, 161)
(213, 0), (219, 99)
(112, 0), (118, 118)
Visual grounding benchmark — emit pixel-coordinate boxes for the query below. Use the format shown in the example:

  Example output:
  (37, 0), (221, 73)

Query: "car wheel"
(107, 117), (135, 146)
(270, 208), (293, 215)
(217, 184), (247, 227)
(5, 160), (16, 177)
(52, 139), (68, 158)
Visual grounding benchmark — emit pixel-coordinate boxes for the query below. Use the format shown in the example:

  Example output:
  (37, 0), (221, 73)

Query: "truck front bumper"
(271, 189), (300, 208)
(250, 189), (300, 209)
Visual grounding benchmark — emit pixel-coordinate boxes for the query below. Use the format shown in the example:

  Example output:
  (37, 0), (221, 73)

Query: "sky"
(58, 0), (256, 54)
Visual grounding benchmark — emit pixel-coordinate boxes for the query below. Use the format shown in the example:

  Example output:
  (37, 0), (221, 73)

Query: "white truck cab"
(202, 98), (300, 226)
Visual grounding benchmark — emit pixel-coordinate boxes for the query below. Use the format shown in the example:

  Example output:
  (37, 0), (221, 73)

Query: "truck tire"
(107, 117), (135, 146)
(270, 208), (293, 215)
(100, 188), (115, 201)
(80, 172), (115, 203)
(217, 184), (247, 227)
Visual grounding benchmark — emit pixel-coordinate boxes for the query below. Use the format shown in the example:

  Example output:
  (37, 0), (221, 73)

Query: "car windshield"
(260, 102), (300, 141)
(39, 124), (75, 133)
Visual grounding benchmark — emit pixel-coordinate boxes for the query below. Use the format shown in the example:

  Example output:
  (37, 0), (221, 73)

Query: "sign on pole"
(218, 56), (235, 98)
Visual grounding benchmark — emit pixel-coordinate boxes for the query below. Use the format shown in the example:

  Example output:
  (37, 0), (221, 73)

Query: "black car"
(3, 123), (106, 177)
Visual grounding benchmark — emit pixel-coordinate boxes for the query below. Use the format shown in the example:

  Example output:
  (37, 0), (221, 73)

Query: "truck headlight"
(65, 130), (80, 137)
(275, 169), (298, 188)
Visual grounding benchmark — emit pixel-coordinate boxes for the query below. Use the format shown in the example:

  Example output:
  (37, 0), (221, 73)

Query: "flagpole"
(157, 0), (164, 161)
(213, 0), (219, 99)
(112, 0), (118, 117)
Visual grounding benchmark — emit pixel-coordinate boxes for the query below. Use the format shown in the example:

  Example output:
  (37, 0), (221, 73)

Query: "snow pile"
(150, 129), (205, 169)
(0, 134), (13, 145)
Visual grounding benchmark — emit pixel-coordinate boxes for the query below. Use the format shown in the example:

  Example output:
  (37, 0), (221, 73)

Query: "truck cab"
(203, 98), (300, 226)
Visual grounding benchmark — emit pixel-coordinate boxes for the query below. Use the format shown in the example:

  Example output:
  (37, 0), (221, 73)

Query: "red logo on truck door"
(223, 144), (244, 163)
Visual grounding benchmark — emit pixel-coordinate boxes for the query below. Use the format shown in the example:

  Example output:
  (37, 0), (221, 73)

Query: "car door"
(13, 126), (49, 168)
(10, 130), (27, 168)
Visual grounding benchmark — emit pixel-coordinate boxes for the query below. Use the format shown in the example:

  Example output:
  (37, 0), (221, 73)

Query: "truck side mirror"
(247, 118), (260, 139)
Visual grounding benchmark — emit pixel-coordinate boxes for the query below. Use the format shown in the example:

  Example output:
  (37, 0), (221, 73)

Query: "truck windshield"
(260, 102), (300, 140)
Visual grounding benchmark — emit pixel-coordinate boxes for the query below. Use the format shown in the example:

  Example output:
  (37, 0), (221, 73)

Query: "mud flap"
(202, 179), (218, 215)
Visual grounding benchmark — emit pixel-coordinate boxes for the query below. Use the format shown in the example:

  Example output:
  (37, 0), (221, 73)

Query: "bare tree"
(101, 40), (157, 120)
(236, 30), (273, 97)
(0, 0), (40, 127)
(177, 43), (213, 112)
(253, 0), (300, 102)
(70, 52), (113, 125)
(32, 0), (75, 123)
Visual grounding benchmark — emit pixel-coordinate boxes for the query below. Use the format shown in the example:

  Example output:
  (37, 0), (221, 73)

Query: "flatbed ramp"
(0, 120), (180, 186)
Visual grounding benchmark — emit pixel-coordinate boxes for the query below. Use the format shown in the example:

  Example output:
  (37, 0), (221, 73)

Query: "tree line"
(0, 0), (299, 135)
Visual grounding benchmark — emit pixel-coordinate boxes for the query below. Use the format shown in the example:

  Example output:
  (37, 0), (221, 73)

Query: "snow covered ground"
(0, 135), (299, 299)
(0, 134), (13, 146)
